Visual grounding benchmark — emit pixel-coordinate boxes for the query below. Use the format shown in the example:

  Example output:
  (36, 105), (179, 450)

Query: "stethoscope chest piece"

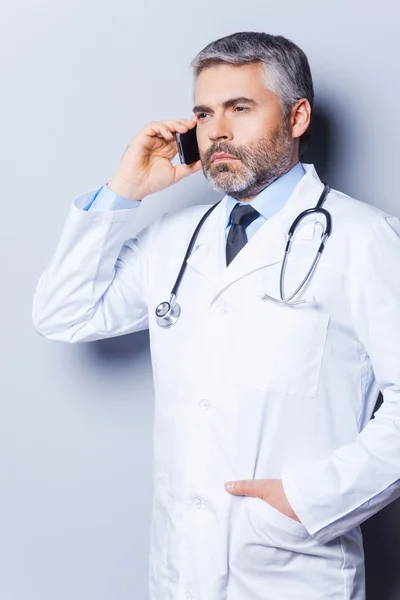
(155, 294), (181, 328)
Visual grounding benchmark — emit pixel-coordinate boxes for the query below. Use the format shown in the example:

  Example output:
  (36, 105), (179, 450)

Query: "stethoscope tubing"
(171, 201), (223, 298)
(263, 186), (331, 304)
(155, 183), (331, 325)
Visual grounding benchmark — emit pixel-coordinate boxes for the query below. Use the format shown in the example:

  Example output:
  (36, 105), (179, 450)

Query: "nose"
(208, 116), (233, 143)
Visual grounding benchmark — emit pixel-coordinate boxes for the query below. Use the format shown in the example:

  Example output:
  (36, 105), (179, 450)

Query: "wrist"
(107, 177), (143, 202)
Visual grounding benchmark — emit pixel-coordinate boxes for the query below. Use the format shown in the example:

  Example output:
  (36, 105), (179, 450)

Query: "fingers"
(162, 117), (197, 131)
(174, 159), (202, 183)
(144, 118), (197, 142)
(224, 479), (265, 496)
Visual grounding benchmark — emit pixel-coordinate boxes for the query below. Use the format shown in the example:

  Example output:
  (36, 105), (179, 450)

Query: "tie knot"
(230, 203), (260, 228)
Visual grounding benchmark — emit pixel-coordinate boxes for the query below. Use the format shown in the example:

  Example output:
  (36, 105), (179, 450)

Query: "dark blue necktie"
(226, 203), (260, 266)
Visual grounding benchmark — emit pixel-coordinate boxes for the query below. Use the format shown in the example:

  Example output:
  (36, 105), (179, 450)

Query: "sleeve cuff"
(281, 468), (322, 540)
(84, 184), (142, 211)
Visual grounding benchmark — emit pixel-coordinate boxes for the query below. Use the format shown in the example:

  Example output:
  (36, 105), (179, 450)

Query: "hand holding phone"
(107, 118), (202, 201)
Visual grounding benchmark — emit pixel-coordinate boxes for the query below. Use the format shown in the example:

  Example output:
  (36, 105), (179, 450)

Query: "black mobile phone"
(176, 125), (200, 165)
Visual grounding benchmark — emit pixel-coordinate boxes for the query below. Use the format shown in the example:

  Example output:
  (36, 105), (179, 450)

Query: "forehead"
(193, 63), (269, 104)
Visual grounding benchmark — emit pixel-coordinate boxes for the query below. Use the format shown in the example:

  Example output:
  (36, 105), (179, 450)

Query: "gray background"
(1, 0), (399, 598)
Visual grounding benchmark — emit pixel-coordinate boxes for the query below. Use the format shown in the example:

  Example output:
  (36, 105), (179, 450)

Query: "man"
(32, 32), (400, 600)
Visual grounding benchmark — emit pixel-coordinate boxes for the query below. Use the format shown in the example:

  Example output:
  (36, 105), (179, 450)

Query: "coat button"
(215, 304), (232, 313)
(191, 497), (202, 509)
(198, 399), (210, 410)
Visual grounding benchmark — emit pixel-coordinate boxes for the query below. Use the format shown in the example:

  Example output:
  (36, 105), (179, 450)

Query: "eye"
(234, 105), (249, 112)
(197, 113), (209, 120)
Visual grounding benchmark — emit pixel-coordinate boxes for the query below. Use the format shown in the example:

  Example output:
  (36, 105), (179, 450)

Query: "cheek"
(234, 115), (281, 146)
(196, 129), (210, 156)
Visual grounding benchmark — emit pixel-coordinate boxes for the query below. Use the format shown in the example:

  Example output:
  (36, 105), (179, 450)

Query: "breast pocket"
(224, 297), (329, 398)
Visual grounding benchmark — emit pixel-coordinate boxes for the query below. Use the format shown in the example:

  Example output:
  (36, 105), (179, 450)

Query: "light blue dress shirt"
(224, 162), (305, 241)
(84, 162), (305, 241)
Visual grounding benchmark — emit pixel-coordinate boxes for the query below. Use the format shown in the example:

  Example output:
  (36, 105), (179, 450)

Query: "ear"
(290, 98), (311, 141)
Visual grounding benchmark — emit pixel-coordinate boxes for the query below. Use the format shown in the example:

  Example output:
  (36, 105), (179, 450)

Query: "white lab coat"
(32, 164), (400, 600)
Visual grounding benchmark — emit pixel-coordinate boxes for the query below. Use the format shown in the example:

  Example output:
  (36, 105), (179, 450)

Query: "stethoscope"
(155, 184), (332, 328)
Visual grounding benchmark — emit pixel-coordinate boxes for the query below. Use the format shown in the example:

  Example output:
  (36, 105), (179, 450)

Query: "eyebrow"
(192, 96), (257, 114)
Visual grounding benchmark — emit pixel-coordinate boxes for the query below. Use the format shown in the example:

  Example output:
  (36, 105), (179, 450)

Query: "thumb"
(224, 479), (263, 497)
(174, 159), (202, 183)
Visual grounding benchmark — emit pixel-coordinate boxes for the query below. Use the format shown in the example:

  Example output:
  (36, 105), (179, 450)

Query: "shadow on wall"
(302, 101), (340, 185)
(89, 102), (400, 600)
(89, 329), (150, 367)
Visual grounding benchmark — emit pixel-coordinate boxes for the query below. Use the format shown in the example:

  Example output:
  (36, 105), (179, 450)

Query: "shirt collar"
(225, 161), (305, 225)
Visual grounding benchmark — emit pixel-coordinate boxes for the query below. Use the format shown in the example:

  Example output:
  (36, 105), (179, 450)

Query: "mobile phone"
(176, 125), (200, 165)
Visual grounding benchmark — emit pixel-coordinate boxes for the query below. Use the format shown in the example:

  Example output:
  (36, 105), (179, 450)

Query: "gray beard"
(202, 125), (295, 201)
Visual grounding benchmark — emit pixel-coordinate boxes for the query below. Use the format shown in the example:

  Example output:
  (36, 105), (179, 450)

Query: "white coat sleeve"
(32, 189), (160, 343)
(281, 213), (400, 544)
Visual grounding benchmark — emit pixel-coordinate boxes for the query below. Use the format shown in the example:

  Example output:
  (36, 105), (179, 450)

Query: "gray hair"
(190, 32), (314, 154)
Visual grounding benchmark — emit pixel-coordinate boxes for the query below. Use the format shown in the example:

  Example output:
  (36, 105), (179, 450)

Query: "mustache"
(203, 143), (245, 164)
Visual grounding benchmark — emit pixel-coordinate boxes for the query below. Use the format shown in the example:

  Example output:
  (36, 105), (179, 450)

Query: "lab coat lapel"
(185, 197), (284, 294)
(184, 198), (226, 291)
(185, 164), (326, 299)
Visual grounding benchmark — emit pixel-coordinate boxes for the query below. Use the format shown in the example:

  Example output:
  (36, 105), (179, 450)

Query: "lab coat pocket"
(229, 496), (348, 599)
(225, 297), (329, 398)
(246, 496), (310, 539)
(149, 473), (171, 598)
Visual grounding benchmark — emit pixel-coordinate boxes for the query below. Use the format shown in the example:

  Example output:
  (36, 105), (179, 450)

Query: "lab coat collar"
(186, 163), (326, 300)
